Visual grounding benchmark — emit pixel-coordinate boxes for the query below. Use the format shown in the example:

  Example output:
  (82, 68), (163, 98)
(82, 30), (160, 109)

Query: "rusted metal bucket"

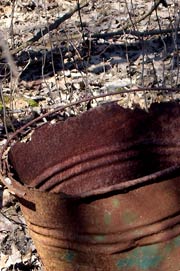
(0, 98), (180, 271)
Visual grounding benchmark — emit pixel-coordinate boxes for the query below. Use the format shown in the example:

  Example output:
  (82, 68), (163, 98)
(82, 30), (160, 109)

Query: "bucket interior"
(8, 102), (180, 196)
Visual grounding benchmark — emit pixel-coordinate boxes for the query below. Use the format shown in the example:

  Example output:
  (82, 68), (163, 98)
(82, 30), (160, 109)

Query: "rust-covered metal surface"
(1, 101), (180, 271)
(8, 101), (180, 195)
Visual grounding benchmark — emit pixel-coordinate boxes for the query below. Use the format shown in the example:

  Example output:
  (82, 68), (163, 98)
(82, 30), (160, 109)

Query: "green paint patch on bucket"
(173, 235), (180, 247)
(104, 212), (111, 225)
(137, 245), (163, 270)
(64, 250), (76, 262)
(122, 211), (138, 225)
(117, 244), (162, 270)
(112, 198), (120, 208)
(94, 235), (105, 242)
(116, 257), (134, 269)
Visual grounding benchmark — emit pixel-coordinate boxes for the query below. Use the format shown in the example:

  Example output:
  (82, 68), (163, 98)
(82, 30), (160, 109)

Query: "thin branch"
(76, 0), (85, 41)
(91, 27), (180, 40)
(29, 27), (180, 44)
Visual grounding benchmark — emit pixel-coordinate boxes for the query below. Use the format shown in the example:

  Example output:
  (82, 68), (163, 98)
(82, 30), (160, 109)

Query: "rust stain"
(0, 101), (180, 270)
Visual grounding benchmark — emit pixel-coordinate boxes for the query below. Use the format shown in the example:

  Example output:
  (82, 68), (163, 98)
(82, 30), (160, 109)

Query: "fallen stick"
(91, 27), (180, 40)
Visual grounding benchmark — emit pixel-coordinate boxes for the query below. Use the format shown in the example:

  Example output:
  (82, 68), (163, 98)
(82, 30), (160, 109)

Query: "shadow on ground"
(18, 33), (180, 81)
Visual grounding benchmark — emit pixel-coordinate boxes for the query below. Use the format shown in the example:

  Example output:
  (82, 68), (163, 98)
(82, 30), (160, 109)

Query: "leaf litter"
(0, 0), (180, 270)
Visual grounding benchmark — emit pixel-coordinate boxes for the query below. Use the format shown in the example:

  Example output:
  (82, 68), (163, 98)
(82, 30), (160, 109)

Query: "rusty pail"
(0, 98), (180, 271)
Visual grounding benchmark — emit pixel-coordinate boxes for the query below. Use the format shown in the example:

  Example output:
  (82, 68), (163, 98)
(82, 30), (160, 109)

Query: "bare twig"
(91, 27), (180, 40)
(9, 0), (16, 47)
(33, 27), (180, 44)
(0, 83), (9, 138)
(76, 0), (85, 41)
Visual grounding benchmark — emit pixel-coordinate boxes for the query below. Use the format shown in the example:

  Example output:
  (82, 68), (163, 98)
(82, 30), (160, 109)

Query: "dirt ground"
(0, 0), (180, 270)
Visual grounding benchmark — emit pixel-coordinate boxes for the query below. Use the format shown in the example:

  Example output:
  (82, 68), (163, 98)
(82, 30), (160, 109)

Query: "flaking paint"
(116, 244), (162, 270)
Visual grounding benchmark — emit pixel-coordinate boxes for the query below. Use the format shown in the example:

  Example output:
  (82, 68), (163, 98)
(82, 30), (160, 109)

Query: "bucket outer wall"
(18, 175), (180, 271)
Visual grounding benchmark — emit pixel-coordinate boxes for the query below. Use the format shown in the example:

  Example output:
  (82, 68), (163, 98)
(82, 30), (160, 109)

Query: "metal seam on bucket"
(25, 212), (180, 250)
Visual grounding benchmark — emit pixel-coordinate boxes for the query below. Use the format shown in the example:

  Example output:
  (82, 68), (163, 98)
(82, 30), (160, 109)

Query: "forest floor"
(0, 0), (180, 270)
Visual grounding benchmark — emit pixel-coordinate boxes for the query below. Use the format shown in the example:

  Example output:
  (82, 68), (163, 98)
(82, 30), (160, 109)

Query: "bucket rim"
(0, 88), (179, 198)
